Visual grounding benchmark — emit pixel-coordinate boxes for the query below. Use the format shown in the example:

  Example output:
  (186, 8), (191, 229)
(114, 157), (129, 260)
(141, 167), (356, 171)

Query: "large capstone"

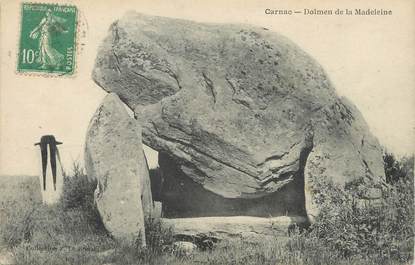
(85, 93), (153, 245)
(92, 12), (385, 219)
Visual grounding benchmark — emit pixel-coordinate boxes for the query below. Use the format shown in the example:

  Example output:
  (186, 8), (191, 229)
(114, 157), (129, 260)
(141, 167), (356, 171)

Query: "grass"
(9, 236), (409, 265)
(0, 155), (413, 265)
(0, 175), (42, 247)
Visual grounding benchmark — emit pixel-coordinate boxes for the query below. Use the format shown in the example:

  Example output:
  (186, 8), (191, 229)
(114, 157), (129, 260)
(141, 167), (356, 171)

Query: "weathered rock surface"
(303, 97), (386, 220)
(162, 216), (306, 243)
(85, 93), (153, 245)
(93, 13), (385, 219)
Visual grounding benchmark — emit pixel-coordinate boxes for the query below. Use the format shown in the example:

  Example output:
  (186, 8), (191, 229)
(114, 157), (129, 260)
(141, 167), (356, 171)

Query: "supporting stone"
(85, 93), (153, 246)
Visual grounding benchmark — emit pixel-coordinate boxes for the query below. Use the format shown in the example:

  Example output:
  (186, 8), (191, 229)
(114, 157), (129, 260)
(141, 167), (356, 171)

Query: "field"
(0, 155), (413, 265)
(0, 175), (42, 241)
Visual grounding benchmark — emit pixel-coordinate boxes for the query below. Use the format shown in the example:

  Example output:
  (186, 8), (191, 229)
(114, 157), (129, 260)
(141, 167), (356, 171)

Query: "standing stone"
(85, 93), (152, 245)
(303, 97), (386, 221)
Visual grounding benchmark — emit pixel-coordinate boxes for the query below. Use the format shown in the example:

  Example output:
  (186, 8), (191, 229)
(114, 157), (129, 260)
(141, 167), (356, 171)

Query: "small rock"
(97, 249), (115, 259)
(363, 187), (382, 199)
(152, 201), (162, 218)
(0, 250), (15, 265)
(172, 241), (197, 256)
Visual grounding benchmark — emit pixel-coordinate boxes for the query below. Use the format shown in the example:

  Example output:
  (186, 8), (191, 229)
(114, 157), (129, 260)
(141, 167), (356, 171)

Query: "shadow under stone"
(152, 152), (307, 218)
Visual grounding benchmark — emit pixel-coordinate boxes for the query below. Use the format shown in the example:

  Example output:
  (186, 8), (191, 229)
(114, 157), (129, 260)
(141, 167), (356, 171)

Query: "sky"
(0, 0), (414, 176)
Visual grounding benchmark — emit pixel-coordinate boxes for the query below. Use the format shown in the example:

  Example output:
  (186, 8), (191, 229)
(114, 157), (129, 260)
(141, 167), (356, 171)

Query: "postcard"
(0, 1), (413, 264)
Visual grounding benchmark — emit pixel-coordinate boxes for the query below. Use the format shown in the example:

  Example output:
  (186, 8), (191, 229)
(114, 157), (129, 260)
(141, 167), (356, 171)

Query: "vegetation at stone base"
(300, 154), (414, 264)
(0, 154), (413, 265)
(59, 162), (104, 231)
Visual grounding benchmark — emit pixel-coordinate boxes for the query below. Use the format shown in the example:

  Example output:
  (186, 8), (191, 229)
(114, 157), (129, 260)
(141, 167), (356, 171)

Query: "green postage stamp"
(18, 3), (78, 75)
